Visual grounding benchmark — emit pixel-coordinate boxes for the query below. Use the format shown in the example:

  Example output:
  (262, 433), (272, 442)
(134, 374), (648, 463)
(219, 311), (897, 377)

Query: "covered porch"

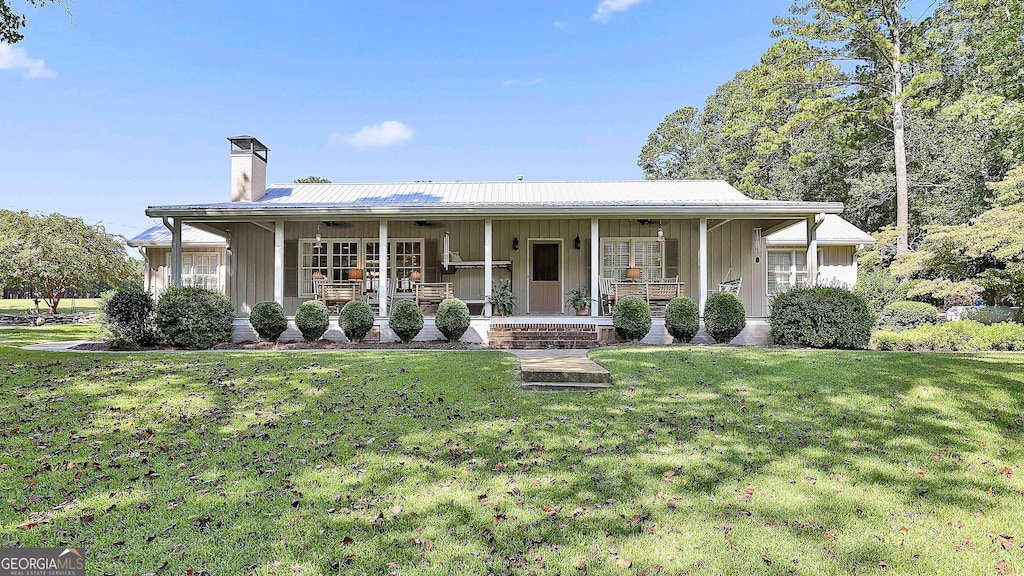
(159, 212), (827, 330)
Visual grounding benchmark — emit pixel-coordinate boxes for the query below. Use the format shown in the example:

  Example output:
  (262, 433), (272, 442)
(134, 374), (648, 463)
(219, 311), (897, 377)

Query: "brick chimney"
(229, 136), (269, 202)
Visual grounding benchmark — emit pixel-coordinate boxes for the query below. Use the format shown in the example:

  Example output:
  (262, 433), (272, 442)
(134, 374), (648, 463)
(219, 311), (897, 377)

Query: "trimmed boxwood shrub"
(155, 286), (234, 349)
(295, 300), (330, 342)
(389, 299), (424, 344)
(664, 297), (699, 343)
(704, 292), (746, 344)
(340, 300), (375, 343)
(435, 298), (470, 342)
(249, 301), (288, 342)
(873, 320), (1024, 351)
(103, 288), (156, 346)
(769, 286), (873, 349)
(612, 295), (652, 341)
(877, 301), (939, 332)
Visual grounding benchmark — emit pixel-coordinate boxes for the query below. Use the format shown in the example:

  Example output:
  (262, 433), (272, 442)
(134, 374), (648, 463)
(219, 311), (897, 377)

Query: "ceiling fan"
(414, 220), (446, 228)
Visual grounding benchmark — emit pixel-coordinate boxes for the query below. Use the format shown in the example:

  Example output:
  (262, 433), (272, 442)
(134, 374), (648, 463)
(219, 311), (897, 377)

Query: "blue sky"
(1, 0), (786, 238)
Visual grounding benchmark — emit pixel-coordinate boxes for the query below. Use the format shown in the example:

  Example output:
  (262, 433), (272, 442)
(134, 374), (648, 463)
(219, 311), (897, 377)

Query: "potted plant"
(487, 279), (517, 316)
(565, 284), (594, 316)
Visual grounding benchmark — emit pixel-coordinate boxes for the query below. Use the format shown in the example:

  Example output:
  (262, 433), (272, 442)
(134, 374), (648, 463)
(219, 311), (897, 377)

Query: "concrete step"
(521, 381), (614, 391)
(515, 350), (613, 388)
(521, 368), (612, 384)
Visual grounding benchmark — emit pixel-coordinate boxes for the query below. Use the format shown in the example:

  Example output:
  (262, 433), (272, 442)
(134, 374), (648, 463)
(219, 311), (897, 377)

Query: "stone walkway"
(511, 349), (613, 391)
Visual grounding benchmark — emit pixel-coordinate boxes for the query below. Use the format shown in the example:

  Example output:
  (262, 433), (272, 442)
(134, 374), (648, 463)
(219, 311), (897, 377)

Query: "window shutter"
(284, 239), (298, 297)
(664, 239), (679, 280)
(424, 239), (439, 282)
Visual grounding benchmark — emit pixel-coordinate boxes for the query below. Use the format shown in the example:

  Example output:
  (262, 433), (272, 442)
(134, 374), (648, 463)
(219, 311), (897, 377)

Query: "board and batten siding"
(224, 217), (809, 318)
(144, 246), (227, 297)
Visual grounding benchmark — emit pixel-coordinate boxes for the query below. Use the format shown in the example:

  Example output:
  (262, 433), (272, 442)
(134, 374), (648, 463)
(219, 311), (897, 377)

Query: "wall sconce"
(574, 234), (581, 250)
(512, 237), (519, 251)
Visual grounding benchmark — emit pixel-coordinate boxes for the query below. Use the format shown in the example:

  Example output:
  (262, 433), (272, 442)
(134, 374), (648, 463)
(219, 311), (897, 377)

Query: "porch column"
(806, 214), (820, 286)
(698, 217), (708, 317)
(165, 217), (182, 287)
(484, 218), (493, 317)
(379, 219), (388, 317)
(590, 217), (600, 314)
(274, 220), (284, 305)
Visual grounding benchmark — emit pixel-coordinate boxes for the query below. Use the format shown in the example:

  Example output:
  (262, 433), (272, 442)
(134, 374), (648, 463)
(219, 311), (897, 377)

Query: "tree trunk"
(892, 23), (909, 254)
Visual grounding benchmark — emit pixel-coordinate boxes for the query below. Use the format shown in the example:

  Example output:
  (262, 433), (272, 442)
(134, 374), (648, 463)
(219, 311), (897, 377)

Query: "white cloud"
(551, 21), (567, 29)
(0, 43), (54, 78)
(331, 120), (414, 148)
(591, 0), (645, 22)
(502, 78), (544, 86)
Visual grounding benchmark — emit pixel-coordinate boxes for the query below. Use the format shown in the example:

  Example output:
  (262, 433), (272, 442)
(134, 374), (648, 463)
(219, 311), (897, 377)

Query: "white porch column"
(698, 217), (708, 316)
(484, 218), (493, 317)
(806, 214), (819, 287)
(273, 221), (285, 305)
(379, 219), (389, 317)
(590, 217), (600, 314)
(167, 217), (182, 287)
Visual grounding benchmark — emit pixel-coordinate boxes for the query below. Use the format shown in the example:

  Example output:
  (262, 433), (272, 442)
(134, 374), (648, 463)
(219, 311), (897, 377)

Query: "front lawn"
(1, 328), (1023, 575)
(0, 297), (102, 315)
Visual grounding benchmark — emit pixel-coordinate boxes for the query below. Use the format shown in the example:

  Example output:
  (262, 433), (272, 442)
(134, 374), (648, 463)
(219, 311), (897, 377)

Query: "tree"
(294, 176), (332, 184)
(0, 211), (136, 313)
(775, 0), (922, 254)
(638, 107), (705, 179)
(1, 0), (69, 44)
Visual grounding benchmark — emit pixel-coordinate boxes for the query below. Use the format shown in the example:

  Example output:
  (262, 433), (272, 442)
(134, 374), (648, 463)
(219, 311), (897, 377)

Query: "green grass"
(1, 327), (1023, 575)
(0, 297), (102, 315)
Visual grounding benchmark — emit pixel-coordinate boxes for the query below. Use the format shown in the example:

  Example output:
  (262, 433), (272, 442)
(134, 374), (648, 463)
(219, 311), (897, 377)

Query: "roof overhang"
(145, 202), (846, 221)
(126, 240), (227, 248)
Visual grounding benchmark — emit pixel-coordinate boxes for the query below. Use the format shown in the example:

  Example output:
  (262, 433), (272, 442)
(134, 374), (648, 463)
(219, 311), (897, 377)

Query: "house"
(131, 136), (875, 346)
(128, 225), (227, 294)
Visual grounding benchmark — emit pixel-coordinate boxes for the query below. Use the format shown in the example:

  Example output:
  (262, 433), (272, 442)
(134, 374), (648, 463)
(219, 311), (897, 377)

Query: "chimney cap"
(228, 136), (269, 161)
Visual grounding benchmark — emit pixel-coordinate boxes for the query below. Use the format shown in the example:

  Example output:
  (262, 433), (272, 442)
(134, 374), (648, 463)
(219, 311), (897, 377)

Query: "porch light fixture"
(315, 224), (322, 248)
(512, 237), (519, 251)
(656, 226), (665, 243)
(574, 234), (581, 250)
(626, 267), (643, 281)
(348, 268), (364, 281)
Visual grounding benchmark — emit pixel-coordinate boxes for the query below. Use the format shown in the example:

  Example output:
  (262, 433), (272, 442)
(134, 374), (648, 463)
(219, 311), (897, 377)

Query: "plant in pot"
(565, 284), (594, 316)
(487, 279), (517, 316)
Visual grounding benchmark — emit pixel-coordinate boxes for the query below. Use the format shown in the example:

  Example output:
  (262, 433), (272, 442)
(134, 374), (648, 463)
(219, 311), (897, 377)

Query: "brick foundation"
(488, 323), (598, 349)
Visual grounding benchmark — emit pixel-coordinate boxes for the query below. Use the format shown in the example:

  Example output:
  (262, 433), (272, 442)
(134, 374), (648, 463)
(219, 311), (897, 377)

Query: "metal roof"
(766, 215), (876, 246)
(146, 180), (846, 219)
(127, 224), (227, 247)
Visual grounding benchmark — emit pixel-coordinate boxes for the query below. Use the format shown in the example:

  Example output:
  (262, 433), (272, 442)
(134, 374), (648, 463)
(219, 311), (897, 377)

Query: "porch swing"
(714, 228), (752, 296)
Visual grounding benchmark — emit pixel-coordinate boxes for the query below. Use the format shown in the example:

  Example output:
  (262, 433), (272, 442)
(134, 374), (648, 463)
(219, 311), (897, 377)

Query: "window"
(181, 253), (220, 291)
(601, 239), (664, 281)
(298, 238), (424, 297)
(767, 249), (808, 295)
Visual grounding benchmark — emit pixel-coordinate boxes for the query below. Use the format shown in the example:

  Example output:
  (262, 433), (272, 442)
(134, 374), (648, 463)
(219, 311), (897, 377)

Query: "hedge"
(340, 300), (375, 343)
(769, 287), (873, 349)
(873, 320), (1024, 352)
(155, 286), (234, 349)
(664, 297), (699, 343)
(389, 300), (424, 344)
(295, 300), (330, 342)
(704, 292), (745, 344)
(436, 298), (471, 342)
(612, 295), (652, 341)
(250, 301), (288, 342)
(877, 301), (939, 332)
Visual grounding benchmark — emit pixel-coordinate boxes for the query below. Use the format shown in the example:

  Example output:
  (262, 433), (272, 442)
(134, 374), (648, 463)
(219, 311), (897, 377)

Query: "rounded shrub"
(340, 300), (375, 343)
(612, 295), (652, 342)
(103, 288), (156, 346)
(249, 301), (288, 342)
(704, 292), (746, 344)
(664, 297), (699, 343)
(769, 286), (873, 349)
(295, 300), (330, 342)
(155, 286), (234, 349)
(877, 301), (939, 332)
(389, 299), (424, 344)
(435, 298), (470, 342)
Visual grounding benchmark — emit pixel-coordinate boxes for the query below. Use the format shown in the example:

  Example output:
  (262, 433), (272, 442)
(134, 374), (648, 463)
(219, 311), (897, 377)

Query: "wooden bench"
(414, 282), (454, 311)
(321, 283), (361, 309)
(610, 282), (686, 314)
